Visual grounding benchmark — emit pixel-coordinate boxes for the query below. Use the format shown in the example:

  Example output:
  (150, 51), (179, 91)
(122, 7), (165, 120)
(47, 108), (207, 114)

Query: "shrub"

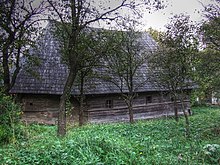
(203, 144), (220, 164)
(0, 91), (22, 145)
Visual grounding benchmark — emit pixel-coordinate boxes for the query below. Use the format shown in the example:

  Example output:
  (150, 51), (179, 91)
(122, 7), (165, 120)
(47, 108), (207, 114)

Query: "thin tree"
(47, 0), (165, 136)
(194, 0), (220, 103)
(0, 0), (46, 94)
(148, 14), (198, 136)
(102, 25), (151, 123)
(73, 30), (105, 126)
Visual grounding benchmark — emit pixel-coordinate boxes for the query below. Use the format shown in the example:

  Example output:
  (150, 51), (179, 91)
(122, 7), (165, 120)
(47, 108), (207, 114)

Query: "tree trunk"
(79, 97), (84, 126)
(173, 100), (179, 122)
(11, 46), (21, 89)
(180, 90), (190, 137)
(58, 69), (77, 136)
(173, 94), (179, 122)
(128, 99), (134, 123)
(78, 71), (85, 126)
(2, 49), (11, 94)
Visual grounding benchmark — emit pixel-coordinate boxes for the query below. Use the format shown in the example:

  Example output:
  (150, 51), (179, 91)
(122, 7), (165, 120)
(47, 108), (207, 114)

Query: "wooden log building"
(10, 22), (192, 124)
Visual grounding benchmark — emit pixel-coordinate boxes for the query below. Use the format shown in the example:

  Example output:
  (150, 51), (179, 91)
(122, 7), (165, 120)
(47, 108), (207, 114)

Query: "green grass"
(0, 106), (220, 164)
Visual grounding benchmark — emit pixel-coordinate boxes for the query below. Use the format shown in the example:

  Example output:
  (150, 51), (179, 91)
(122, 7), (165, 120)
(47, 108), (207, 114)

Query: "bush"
(203, 144), (220, 164)
(0, 91), (22, 145)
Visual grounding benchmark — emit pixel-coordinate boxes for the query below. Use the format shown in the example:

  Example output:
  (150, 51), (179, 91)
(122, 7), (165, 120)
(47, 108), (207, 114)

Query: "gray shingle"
(10, 22), (161, 95)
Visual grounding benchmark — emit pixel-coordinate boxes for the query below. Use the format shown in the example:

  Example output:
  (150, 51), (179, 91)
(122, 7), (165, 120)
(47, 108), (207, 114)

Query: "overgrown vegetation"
(0, 92), (22, 145)
(0, 106), (219, 164)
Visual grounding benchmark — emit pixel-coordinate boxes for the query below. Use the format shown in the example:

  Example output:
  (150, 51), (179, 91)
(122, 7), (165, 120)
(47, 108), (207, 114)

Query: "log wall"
(20, 94), (79, 124)
(20, 92), (191, 124)
(84, 92), (191, 123)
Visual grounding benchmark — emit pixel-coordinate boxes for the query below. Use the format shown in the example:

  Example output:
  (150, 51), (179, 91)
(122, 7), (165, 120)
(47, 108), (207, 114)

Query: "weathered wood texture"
(84, 93), (190, 123)
(20, 92), (191, 124)
(20, 94), (79, 124)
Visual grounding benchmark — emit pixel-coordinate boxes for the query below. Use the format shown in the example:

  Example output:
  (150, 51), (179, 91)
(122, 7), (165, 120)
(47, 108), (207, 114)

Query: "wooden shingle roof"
(10, 22), (160, 95)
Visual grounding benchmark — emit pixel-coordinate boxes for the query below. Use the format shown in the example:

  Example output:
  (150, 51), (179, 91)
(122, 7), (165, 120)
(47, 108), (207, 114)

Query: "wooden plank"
(86, 101), (190, 119)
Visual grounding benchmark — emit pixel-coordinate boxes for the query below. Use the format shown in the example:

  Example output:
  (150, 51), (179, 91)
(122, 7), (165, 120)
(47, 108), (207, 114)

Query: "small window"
(29, 102), (33, 106)
(105, 100), (113, 108)
(146, 96), (152, 104)
(159, 96), (163, 103)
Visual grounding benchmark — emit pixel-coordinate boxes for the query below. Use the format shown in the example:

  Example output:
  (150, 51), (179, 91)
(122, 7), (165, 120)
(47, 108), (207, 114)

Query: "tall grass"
(0, 106), (219, 164)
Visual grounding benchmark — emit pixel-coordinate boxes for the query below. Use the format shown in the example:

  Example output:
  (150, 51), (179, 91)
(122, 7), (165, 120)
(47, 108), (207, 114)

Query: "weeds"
(0, 106), (219, 164)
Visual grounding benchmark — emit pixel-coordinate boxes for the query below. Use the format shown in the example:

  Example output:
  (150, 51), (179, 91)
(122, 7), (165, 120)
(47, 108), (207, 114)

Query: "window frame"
(105, 99), (113, 108)
(146, 96), (152, 104)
